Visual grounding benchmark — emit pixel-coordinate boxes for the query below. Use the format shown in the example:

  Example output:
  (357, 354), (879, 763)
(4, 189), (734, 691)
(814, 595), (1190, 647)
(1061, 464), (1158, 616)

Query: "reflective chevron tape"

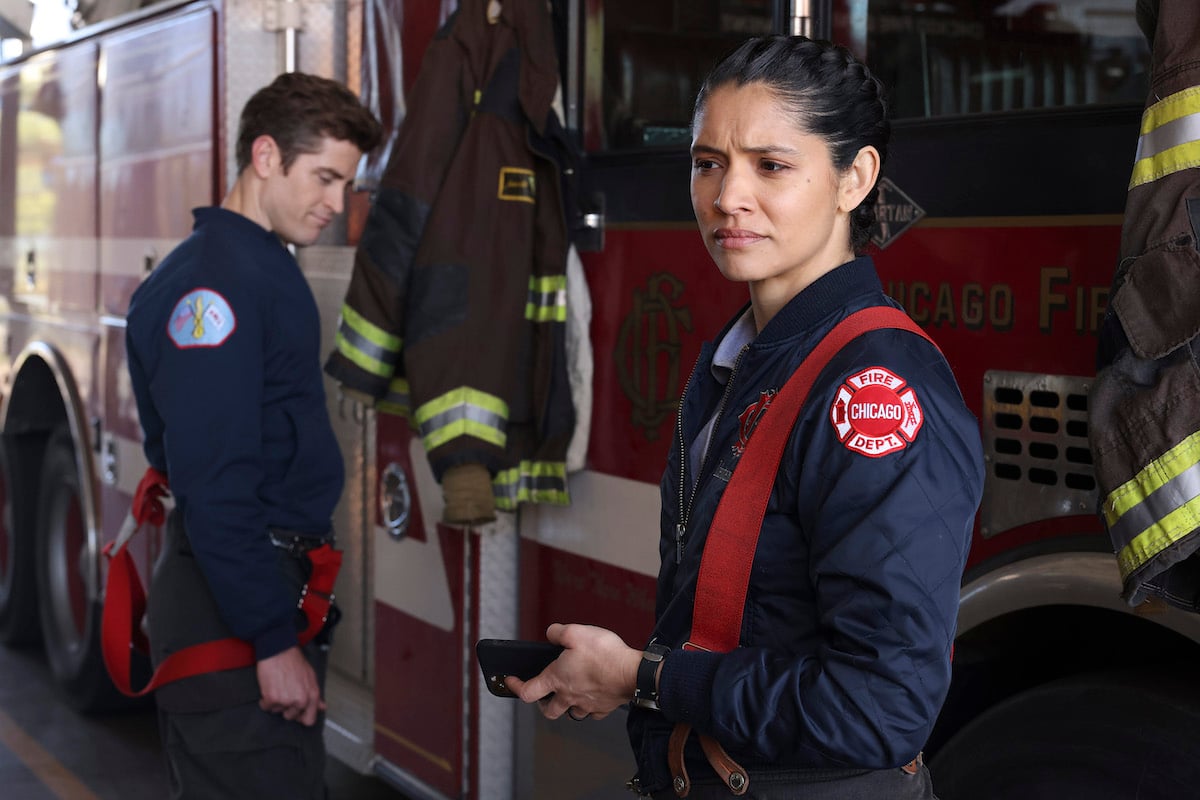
(525, 275), (567, 323)
(334, 304), (402, 378)
(1129, 86), (1200, 189)
(1108, 430), (1200, 579)
(493, 460), (569, 509)
(414, 387), (508, 451)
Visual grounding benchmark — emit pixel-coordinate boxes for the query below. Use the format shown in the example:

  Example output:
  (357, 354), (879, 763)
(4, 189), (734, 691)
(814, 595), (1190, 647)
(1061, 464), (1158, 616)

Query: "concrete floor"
(0, 643), (408, 800)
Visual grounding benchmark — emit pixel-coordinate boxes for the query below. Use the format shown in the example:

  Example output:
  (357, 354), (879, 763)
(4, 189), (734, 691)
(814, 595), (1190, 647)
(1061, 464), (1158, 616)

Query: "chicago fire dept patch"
(733, 389), (777, 456)
(168, 288), (236, 348)
(829, 366), (923, 457)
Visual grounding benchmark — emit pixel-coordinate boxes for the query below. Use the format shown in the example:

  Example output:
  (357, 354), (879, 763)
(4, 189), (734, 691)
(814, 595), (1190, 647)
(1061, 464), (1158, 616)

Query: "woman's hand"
(506, 623), (642, 721)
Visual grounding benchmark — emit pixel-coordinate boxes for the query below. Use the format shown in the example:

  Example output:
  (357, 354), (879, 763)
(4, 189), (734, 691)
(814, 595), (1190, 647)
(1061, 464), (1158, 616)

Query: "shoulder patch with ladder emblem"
(829, 366), (923, 457)
(167, 288), (236, 348)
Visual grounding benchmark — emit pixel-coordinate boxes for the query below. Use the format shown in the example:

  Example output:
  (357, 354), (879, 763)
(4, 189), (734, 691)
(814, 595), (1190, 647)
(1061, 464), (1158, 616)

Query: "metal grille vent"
(980, 371), (1098, 538)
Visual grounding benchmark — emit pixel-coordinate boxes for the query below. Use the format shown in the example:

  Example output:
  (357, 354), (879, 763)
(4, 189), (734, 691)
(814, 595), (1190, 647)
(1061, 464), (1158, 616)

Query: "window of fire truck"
(845, 1), (1150, 119)
(2, 0), (146, 59)
(583, 0), (774, 152)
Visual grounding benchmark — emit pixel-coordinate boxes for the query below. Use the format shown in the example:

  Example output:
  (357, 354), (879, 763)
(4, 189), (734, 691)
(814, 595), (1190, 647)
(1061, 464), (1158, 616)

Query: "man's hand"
(257, 646), (325, 726)
(506, 623), (641, 721)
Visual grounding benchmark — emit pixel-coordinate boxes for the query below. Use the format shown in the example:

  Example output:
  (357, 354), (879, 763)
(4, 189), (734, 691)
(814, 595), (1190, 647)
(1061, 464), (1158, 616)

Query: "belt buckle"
(268, 531), (301, 555)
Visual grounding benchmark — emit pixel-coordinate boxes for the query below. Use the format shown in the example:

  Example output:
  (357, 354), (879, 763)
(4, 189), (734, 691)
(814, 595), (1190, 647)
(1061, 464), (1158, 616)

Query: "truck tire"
(0, 434), (44, 644)
(34, 427), (127, 711)
(930, 668), (1200, 800)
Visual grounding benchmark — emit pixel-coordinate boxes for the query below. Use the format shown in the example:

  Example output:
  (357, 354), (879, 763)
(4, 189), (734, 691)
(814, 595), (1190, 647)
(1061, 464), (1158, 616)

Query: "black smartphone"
(475, 639), (564, 699)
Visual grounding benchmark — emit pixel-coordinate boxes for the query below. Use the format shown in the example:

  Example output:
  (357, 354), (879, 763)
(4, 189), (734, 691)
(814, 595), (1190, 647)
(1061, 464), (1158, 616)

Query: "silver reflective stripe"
(495, 473), (565, 500)
(1108, 458), (1200, 548)
(384, 385), (409, 407)
(530, 286), (566, 308)
(493, 463), (570, 508)
(419, 403), (506, 439)
(1135, 111), (1200, 163)
(339, 318), (396, 366)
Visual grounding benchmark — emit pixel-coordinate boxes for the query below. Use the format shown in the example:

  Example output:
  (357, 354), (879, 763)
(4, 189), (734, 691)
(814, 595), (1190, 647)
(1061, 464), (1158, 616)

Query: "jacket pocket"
(1112, 239), (1200, 359)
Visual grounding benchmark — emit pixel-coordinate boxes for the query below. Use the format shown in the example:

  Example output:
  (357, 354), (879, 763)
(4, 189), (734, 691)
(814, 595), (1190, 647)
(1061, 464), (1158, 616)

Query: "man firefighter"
(124, 73), (381, 798)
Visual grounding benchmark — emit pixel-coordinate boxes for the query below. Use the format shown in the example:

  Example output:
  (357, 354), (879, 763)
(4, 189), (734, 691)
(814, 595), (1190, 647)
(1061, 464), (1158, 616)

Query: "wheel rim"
(46, 480), (89, 656)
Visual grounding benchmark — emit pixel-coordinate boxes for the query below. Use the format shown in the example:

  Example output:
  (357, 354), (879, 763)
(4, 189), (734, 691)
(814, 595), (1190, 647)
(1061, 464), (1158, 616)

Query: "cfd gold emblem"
(615, 273), (693, 440)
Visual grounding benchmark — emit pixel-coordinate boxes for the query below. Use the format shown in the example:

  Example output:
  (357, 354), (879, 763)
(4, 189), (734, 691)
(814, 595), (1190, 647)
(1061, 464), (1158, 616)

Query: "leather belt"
(269, 528), (334, 556)
(665, 740), (922, 797)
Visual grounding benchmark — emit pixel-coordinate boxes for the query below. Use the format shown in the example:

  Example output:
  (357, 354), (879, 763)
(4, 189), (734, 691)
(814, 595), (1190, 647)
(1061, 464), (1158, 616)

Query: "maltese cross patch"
(829, 366), (923, 457)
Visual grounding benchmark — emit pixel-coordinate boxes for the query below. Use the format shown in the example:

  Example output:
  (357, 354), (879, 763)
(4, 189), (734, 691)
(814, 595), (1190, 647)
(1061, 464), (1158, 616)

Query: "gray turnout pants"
(149, 511), (332, 800)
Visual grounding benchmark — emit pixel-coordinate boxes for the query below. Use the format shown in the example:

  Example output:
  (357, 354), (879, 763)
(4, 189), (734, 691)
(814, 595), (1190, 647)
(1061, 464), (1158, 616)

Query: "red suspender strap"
(100, 468), (342, 697)
(686, 306), (937, 653)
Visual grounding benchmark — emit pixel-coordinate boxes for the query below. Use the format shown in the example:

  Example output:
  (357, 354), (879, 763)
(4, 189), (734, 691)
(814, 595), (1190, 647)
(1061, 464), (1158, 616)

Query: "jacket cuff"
(253, 623), (299, 661)
(658, 648), (722, 728)
(323, 353), (389, 399)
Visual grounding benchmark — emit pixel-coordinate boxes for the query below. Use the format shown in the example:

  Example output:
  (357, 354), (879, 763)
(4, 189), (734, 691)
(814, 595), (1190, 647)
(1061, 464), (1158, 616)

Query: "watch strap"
(633, 642), (670, 710)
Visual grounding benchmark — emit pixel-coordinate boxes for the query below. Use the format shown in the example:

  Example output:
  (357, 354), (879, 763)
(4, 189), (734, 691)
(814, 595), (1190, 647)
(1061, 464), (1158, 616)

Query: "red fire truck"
(2, 0), (1199, 798)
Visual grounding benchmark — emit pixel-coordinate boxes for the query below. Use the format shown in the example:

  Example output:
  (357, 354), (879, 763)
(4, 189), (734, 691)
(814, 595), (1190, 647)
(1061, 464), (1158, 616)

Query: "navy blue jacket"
(628, 257), (984, 790)
(126, 207), (344, 660)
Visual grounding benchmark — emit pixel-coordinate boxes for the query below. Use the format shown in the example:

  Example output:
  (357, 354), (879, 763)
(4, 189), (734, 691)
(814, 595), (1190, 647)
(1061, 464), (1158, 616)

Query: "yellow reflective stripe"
(1117, 494), (1200, 578)
(529, 276), (566, 292)
(525, 304), (568, 322)
(334, 304), (401, 379)
(1140, 86), (1200, 135)
(424, 420), (504, 450)
(377, 377), (411, 418)
(525, 275), (567, 323)
(1106, 430), (1200, 578)
(1104, 431), (1200, 526)
(414, 387), (508, 451)
(1130, 87), (1200, 188)
(1129, 140), (1200, 189)
(415, 387), (507, 423)
(341, 304), (401, 352)
(335, 331), (392, 378)
(376, 402), (410, 418)
(493, 460), (569, 509)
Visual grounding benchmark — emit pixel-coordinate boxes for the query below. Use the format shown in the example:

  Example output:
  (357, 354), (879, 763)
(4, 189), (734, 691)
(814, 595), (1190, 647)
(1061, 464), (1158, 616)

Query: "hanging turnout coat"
(1090, 0), (1200, 610)
(325, 0), (577, 510)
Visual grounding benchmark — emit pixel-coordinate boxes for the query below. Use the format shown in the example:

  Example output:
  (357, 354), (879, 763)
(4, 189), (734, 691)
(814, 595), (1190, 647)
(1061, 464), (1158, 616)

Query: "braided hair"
(694, 36), (891, 253)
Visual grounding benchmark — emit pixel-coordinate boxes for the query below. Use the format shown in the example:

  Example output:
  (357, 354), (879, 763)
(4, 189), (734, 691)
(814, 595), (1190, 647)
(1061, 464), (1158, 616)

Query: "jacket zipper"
(675, 345), (749, 564)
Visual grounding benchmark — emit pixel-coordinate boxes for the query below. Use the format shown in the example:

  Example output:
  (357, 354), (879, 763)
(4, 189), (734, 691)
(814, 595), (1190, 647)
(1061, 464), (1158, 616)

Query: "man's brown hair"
(235, 72), (383, 173)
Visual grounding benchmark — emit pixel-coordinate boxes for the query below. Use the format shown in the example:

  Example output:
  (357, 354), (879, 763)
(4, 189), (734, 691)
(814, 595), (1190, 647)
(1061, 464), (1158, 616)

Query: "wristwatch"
(633, 642), (670, 711)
